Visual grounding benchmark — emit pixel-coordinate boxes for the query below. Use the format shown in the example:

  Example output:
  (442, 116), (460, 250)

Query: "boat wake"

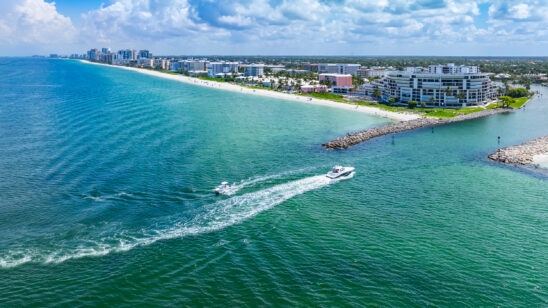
(220, 167), (318, 195)
(0, 172), (353, 269)
(83, 192), (134, 202)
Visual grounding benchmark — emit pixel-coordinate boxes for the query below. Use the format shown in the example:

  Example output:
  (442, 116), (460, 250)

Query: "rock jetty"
(488, 135), (548, 165)
(323, 108), (511, 149)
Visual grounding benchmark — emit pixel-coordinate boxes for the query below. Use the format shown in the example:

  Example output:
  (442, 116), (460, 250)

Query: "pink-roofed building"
(319, 73), (353, 93)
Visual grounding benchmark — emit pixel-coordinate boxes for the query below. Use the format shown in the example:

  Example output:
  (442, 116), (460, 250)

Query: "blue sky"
(2, 0), (548, 56)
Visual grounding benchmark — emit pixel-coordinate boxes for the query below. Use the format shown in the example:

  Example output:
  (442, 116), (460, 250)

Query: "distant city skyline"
(2, 0), (548, 56)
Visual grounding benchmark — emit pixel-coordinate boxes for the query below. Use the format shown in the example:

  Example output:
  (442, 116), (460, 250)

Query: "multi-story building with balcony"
(379, 64), (498, 107)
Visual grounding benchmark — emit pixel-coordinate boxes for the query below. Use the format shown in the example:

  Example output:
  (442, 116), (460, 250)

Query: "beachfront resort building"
(207, 61), (240, 77)
(319, 73), (353, 94)
(244, 64), (265, 77)
(377, 64), (498, 107)
(170, 60), (208, 73)
(301, 85), (328, 93)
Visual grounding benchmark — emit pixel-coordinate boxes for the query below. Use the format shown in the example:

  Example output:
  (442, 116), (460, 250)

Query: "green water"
(0, 58), (546, 306)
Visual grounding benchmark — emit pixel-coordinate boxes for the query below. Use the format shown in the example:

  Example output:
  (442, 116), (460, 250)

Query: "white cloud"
(4, 0), (548, 55)
(0, 0), (76, 45)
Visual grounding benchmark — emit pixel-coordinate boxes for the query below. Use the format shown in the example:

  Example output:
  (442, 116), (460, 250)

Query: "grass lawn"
(509, 97), (530, 108)
(352, 101), (481, 118)
(299, 92), (347, 103)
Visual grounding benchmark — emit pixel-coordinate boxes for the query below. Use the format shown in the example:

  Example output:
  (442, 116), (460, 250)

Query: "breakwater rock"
(488, 135), (548, 165)
(323, 108), (511, 149)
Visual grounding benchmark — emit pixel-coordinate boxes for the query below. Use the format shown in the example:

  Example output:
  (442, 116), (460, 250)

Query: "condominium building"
(170, 60), (208, 72)
(356, 69), (387, 78)
(319, 73), (353, 94)
(138, 50), (152, 59)
(302, 63), (318, 72)
(428, 63), (478, 74)
(86, 48), (101, 61)
(117, 49), (137, 60)
(266, 65), (286, 73)
(380, 65), (498, 107)
(318, 63), (361, 75)
(153, 59), (170, 70)
(207, 62), (240, 77)
(244, 64), (265, 77)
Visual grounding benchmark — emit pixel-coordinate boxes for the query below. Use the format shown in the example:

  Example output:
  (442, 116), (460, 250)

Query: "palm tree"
(445, 86), (452, 97)
(372, 88), (382, 99)
(456, 92), (466, 103)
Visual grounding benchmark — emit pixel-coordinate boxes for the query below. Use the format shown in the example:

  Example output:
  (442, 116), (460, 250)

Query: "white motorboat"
(326, 166), (355, 179)
(214, 181), (231, 195)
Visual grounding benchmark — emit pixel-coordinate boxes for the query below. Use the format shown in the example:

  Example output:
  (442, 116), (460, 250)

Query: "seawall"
(488, 135), (548, 165)
(323, 108), (511, 149)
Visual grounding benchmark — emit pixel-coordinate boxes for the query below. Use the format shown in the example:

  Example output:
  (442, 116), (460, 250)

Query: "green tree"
(407, 100), (418, 109)
(352, 74), (365, 88)
(372, 88), (381, 99)
(508, 88), (528, 98)
(499, 96), (514, 108)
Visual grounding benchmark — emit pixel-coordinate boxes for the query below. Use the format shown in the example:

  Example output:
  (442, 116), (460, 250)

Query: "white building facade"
(318, 63), (361, 75)
(381, 68), (498, 107)
(207, 62), (240, 77)
(244, 64), (265, 77)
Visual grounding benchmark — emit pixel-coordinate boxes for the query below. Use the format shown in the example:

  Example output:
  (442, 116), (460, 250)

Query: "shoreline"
(78, 60), (419, 122)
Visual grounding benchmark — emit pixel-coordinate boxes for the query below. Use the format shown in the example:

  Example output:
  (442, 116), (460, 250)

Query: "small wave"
(82, 191), (134, 202)
(1, 173), (352, 268)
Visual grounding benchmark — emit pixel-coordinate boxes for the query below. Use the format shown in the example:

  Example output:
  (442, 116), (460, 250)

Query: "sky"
(1, 0), (548, 56)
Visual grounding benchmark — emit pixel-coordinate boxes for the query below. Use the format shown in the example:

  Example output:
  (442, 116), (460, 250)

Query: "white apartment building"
(318, 63), (361, 75)
(170, 60), (208, 72)
(380, 66), (498, 107)
(428, 63), (478, 74)
(244, 64), (265, 77)
(207, 62), (240, 77)
(356, 69), (387, 78)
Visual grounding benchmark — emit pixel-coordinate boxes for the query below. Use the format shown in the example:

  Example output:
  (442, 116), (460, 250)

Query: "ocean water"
(0, 58), (546, 306)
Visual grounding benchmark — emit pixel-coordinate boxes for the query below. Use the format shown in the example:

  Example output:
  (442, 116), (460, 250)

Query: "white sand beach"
(80, 60), (419, 122)
(533, 153), (548, 168)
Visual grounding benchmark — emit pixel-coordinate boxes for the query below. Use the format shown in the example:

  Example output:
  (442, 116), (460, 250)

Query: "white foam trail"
(222, 167), (318, 195)
(0, 173), (352, 268)
(83, 191), (133, 201)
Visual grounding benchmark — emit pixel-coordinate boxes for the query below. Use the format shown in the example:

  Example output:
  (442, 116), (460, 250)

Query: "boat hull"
(326, 167), (355, 179)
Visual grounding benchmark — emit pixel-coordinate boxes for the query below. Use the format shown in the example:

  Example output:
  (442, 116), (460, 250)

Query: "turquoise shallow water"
(0, 58), (547, 306)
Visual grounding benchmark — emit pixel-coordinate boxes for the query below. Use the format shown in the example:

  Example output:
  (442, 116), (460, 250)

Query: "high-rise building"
(138, 50), (152, 59)
(86, 49), (101, 61)
(117, 49), (137, 60)
(207, 61), (240, 77)
(244, 64), (265, 77)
